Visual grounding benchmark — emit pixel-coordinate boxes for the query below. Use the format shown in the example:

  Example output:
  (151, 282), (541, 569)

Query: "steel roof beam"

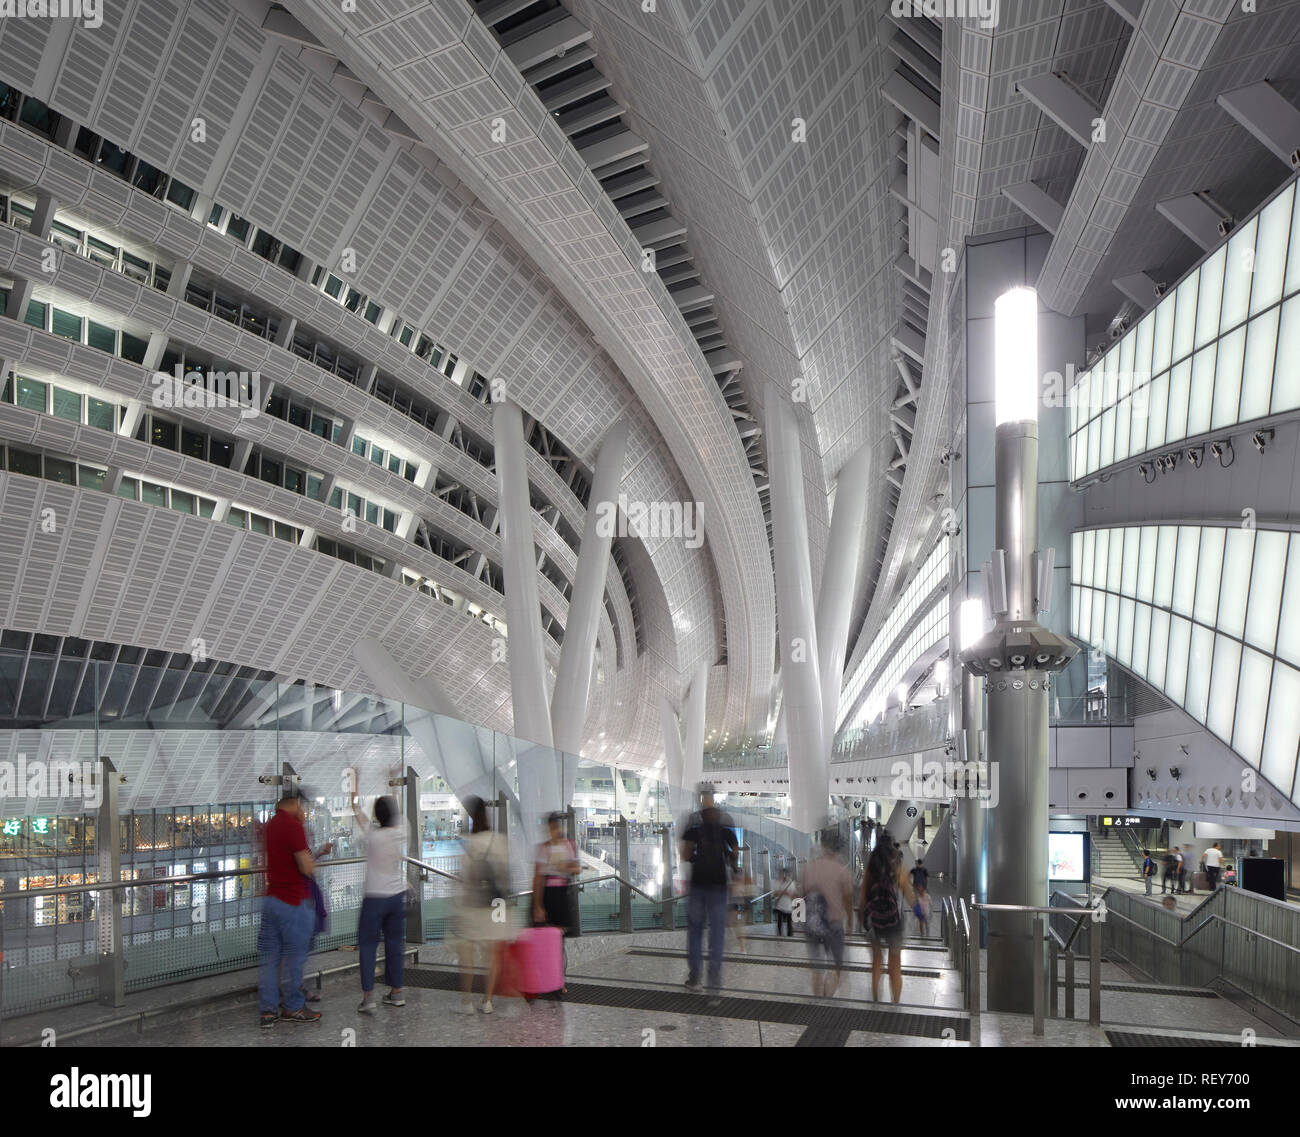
(1001, 181), (1064, 234)
(1112, 270), (1160, 310)
(1155, 192), (1231, 252)
(881, 70), (940, 140)
(1016, 72), (1099, 148)
(1217, 81), (1300, 168)
(504, 15), (593, 73)
(1102, 0), (1143, 28)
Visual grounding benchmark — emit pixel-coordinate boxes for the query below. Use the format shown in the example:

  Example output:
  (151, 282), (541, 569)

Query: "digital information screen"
(1048, 832), (1087, 882)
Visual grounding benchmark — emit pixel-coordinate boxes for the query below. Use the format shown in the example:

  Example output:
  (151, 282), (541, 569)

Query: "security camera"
(1185, 446), (1203, 468)
(1169, 766), (1181, 781)
(1253, 429), (1273, 453)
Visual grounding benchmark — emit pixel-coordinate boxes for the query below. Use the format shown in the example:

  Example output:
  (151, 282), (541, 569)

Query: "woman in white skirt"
(456, 796), (514, 1014)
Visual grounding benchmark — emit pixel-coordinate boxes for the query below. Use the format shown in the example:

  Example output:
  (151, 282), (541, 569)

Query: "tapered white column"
(816, 443), (870, 754)
(661, 697), (687, 821)
(767, 400), (826, 834)
(552, 419), (628, 756)
(492, 398), (555, 751)
(353, 637), (530, 884)
(682, 661), (708, 796)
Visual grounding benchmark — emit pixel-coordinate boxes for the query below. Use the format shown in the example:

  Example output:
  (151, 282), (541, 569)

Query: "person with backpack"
(1161, 848), (1178, 894)
(1176, 846), (1189, 894)
(910, 858), (928, 894)
(859, 841), (917, 1004)
(680, 793), (739, 1000)
(1141, 848), (1157, 896)
(455, 796), (514, 1015)
(802, 834), (855, 997)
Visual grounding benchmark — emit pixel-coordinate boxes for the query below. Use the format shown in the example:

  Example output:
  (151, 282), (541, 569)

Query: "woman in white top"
(773, 867), (798, 937)
(456, 796), (514, 1014)
(353, 793), (407, 1014)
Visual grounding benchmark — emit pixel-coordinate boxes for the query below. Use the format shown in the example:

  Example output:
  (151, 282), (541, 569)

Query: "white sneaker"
(479, 1000), (494, 1015)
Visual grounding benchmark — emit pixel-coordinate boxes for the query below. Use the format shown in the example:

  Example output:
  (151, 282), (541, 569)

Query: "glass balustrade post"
(96, 755), (124, 1007)
(616, 816), (631, 933)
(658, 823), (674, 931)
(403, 764), (424, 944)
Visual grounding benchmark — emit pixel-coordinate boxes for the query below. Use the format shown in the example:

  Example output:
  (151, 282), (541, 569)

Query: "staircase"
(1091, 825), (1142, 881)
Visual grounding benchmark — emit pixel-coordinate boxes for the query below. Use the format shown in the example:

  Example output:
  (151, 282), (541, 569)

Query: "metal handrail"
(403, 855), (463, 884)
(1092, 905), (1179, 947)
(1182, 912), (1300, 956)
(4, 857), (368, 900)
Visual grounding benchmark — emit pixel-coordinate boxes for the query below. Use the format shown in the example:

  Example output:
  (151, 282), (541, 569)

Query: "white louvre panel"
(0, 13), (51, 93)
(151, 5), (225, 185)
(0, 5), (713, 757)
(79, 5), (144, 151)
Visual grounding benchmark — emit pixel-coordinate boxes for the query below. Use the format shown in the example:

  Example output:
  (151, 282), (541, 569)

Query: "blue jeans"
(686, 883), (729, 990)
(358, 893), (406, 993)
(258, 896), (315, 1013)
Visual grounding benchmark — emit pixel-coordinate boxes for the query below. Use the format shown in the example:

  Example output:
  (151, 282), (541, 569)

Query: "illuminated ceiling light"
(994, 287), (1039, 425)
(959, 597), (985, 652)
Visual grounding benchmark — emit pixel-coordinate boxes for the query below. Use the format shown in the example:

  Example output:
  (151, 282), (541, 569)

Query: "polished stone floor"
(17, 920), (1292, 1048)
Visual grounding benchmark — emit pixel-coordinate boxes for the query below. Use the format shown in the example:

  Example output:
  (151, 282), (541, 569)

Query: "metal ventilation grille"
(471, 0), (772, 535)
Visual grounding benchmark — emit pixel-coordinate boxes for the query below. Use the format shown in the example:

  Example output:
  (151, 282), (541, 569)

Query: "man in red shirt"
(257, 792), (321, 1027)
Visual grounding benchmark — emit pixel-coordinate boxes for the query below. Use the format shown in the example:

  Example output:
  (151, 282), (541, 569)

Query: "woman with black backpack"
(859, 841), (917, 1003)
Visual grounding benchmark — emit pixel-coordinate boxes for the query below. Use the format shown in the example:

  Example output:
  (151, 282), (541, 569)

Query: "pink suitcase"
(512, 925), (565, 997)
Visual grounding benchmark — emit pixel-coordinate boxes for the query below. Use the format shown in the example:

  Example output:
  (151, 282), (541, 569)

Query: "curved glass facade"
(1071, 524), (1300, 805)
(1069, 178), (1300, 482)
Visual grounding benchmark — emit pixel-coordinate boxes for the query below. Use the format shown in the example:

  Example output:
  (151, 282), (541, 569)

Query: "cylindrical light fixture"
(994, 287), (1039, 425)
(934, 658), (949, 687)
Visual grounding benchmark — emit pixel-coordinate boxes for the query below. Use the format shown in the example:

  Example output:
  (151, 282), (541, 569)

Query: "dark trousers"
(1206, 866), (1220, 889)
(1178, 867), (1189, 893)
(686, 883), (728, 989)
(775, 909), (793, 937)
(540, 884), (576, 936)
(358, 893), (406, 992)
(1162, 870), (1174, 893)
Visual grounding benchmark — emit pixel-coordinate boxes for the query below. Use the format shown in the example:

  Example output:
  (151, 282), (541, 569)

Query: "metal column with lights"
(958, 289), (1078, 1014)
(955, 598), (987, 908)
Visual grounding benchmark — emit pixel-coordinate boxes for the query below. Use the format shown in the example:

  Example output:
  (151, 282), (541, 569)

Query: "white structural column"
(767, 400), (826, 834)
(816, 444), (871, 754)
(682, 661), (709, 798)
(553, 419), (629, 803)
(661, 697), (687, 820)
(492, 398), (556, 751)
(353, 637), (530, 886)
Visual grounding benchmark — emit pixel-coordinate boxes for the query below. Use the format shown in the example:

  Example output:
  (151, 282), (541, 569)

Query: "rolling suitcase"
(512, 925), (564, 998)
(1193, 870), (1209, 891)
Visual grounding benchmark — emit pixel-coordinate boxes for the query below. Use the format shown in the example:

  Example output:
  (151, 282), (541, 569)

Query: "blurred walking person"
(456, 796), (514, 1015)
(860, 841), (916, 1004)
(803, 834), (855, 997)
(354, 793), (407, 1014)
(773, 867), (798, 937)
(681, 793), (739, 1000)
(257, 791), (321, 1027)
(532, 811), (580, 987)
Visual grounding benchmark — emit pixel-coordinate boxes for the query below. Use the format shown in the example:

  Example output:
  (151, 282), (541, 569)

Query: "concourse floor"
(31, 922), (1295, 1049)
